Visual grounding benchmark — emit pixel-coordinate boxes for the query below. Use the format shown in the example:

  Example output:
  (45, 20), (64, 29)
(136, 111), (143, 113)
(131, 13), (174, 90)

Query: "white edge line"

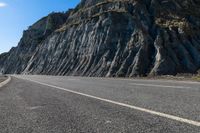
(14, 76), (200, 127)
(130, 83), (191, 89)
(0, 76), (11, 88)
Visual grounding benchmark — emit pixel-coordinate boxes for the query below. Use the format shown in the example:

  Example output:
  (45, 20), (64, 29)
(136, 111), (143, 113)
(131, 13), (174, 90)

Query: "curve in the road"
(0, 76), (11, 88)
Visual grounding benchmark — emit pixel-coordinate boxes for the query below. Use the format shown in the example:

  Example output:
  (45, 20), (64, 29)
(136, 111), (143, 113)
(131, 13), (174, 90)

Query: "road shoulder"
(0, 76), (11, 88)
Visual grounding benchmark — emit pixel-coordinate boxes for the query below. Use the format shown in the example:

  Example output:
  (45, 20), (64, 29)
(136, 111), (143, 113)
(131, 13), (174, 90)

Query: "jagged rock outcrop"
(0, 0), (200, 77)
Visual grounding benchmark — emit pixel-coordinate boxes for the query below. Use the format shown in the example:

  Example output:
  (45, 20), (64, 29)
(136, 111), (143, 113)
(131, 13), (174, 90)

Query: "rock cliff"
(0, 0), (200, 77)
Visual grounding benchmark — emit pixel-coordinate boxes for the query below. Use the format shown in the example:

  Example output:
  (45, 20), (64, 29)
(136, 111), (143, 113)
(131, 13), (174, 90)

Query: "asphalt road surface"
(0, 75), (199, 133)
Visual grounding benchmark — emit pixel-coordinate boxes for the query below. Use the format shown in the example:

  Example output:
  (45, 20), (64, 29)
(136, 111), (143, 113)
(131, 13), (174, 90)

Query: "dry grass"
(155, 17), (189, 29)
(192, 75), (200, 81)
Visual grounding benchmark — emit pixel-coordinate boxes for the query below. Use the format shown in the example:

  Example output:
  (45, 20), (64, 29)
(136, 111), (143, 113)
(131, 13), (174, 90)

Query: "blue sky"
(0, 0), (80, 54)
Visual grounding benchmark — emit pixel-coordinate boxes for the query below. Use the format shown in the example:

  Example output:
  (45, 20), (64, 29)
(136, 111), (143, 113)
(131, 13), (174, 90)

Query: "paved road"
(0, 75), (199, 133)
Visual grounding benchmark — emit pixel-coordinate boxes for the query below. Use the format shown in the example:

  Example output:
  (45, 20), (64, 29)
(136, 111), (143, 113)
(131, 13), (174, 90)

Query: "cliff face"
(0, 0), (200, 77)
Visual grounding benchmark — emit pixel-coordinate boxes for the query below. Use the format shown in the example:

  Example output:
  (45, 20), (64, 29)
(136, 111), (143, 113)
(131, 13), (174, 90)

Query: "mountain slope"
(0, 0), (200, 77)
(0, 13), (69, 74)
